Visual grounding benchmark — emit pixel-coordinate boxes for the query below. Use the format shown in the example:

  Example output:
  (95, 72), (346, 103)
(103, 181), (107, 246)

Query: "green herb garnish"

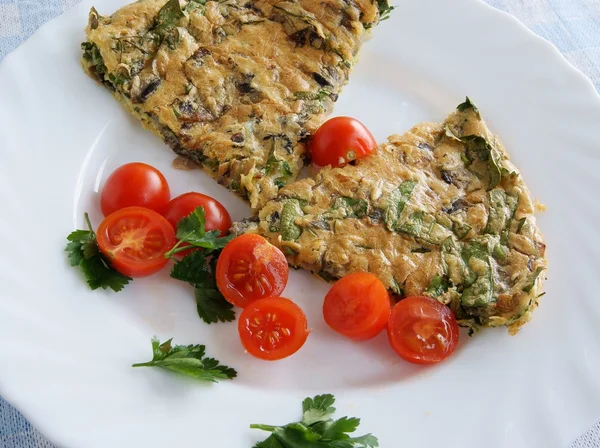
(171, 251), (235, 324)
(251, 394), (378, 448)
(65, 213), (131, 292)
(164, 206), (233, 258)
(132, 337), (236, 382)
(167, 207), (235, 324)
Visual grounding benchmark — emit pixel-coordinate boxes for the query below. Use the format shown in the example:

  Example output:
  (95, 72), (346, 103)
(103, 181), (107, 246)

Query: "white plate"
(1, 0), (600, 447)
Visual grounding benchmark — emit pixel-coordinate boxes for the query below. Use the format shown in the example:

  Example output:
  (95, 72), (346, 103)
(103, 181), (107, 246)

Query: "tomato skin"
(163, 192), (232, 235)
(388, 296), (459, 365)
(163, 192), (232, 257)
(216, 234), (288, 308)
(238, 297), (309, 360)
(101, 163), (171, 216)
(96, 206), (176, 278)
(310, 117), (377, 168)
(323, 272), (391, 341)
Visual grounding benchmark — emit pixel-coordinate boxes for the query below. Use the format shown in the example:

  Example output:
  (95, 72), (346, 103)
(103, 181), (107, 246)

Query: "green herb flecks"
(185, 0), (206, 13)
(154, 0), (185, 31)
(265, 139), (294, 187)
(280, 199), (303, 241)
(328, 197), (368, 219)
(293, 89), (332, 101)
(445, 127), (504, 190)
(132, 337), (236, 382)
(150, 0), (187, 49)
(485, 189), (519, 236)
(391, 278), (404, 297)
(460, 236), (498, 308)
(81, 42), (107, 78)
(425, 274), (450, 298)
(452, 220), (471, 240)
(65, 213), (132, 292)
(384, 180), (417, 231)
(251, 394), (378, 448)
(522, 267), (545, 293)
(457, 96), (481, 119)
(397, 211), (453, 245)
(365, 0), (394, 29)
(485, 190), (519, 262)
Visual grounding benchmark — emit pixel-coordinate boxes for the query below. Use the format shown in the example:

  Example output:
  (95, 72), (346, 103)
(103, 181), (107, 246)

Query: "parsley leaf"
(65, 213), (131, 292)
(169, 234), (235, 324)
(302, 394), (336, 425)
(164, 207), (234, 258)
(132, 337), (236, 382)
(252, 394), (378, 448)
(195, 283), (235, 323)
(170, 250), (212, 284)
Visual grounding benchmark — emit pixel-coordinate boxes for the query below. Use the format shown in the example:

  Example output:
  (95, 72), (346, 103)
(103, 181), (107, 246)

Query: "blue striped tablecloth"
(1, 1), (599, 447)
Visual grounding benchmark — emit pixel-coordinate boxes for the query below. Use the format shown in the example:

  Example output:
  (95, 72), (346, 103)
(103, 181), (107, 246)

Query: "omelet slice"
(81, 0), (391, 210)
(239, 100), (547, 334)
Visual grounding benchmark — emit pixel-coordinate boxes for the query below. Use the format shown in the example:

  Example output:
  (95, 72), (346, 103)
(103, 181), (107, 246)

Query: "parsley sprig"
(252, 394), (379, 448)
(132, 337), (236, 382)
(65, 213), (131, 292)
(164, 207), (234, 258)
(166, 207), (235, 324)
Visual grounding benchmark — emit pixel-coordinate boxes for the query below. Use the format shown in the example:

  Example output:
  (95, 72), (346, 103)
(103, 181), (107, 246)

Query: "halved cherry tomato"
(96, 206), (176, 278)
(163, 192), (232, 236)
(323, 272), (391, 341)
(101, 163), (170, 216)
(216, 234), (288, 308)
(310, 117), (377, 167)
(238, 297), (309, 360)
(388, 296), (459, 365)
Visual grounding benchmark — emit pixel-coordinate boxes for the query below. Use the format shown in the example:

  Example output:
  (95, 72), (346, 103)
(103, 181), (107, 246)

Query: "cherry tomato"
(96, 206), (176, 278)
(310, 117), (377, 167)
(216, 234), (288, 308)
(101, 162), (170, 216)
(238, 297), (309, 360)
(388, 296), (459, 365)
(323, 272), (391, 341)
(163, 192), (231, 235)
(163, 192), (232, 257)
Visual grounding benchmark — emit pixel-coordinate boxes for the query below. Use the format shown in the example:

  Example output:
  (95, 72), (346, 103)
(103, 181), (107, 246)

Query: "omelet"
(81, 0), (391, 210)
(238, 100), (547, 334)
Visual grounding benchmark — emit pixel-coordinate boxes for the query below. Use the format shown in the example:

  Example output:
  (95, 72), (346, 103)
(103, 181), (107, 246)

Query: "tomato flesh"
(238, 297), (309, 360)
(96, 206), (176, 278)
(310, 117), (377, 168)
(216, 234), (288, 308)
(101, 162), (170, 216)
(323, 272), (391, 340)
(388, 296), (459, 364)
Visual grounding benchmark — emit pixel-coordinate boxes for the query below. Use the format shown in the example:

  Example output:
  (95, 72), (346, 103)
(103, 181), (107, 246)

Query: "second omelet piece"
(238, 100), (547, 334)
(82, 0), (391, 211)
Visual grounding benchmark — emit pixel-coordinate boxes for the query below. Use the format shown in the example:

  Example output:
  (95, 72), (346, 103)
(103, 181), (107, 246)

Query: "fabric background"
(1, 0), (599, 447)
